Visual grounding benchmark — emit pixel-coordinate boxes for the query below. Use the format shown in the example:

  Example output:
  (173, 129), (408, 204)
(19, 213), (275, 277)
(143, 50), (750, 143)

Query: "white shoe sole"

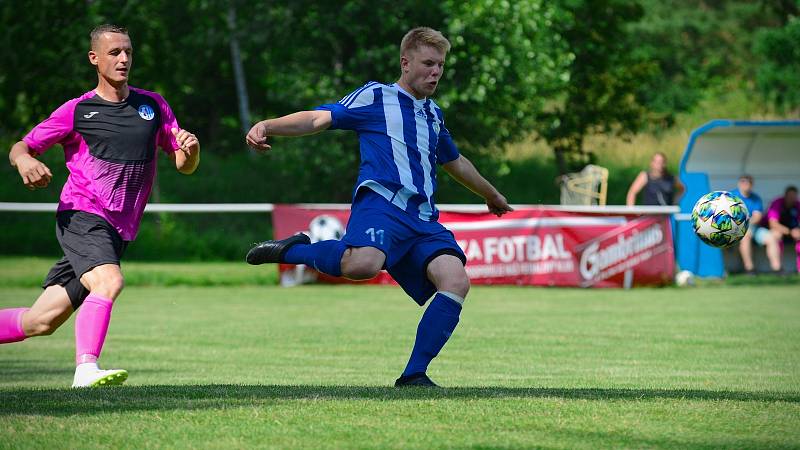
(72, 369), (128, 388)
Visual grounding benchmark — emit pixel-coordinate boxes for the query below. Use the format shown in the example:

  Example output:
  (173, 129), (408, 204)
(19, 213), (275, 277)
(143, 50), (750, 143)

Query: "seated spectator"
(731, 175), (781, 274)
(626, 152), (685, 206)
(765, 185), (800, 274)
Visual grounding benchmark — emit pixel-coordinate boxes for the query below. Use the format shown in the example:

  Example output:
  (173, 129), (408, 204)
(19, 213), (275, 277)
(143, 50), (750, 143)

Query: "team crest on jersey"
(432, 121), (441, 134)
(138, 105), (155, 121)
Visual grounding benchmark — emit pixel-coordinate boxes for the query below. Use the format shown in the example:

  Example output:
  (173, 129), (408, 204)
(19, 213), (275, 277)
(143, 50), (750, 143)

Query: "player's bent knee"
(98, 275), (124, 298)
(82, 269), (125, 299)
(342, 260), (383, 280)
(439, 276), (470, 299)
(103, 274), (125, 299)
(341, 250), (384, 280)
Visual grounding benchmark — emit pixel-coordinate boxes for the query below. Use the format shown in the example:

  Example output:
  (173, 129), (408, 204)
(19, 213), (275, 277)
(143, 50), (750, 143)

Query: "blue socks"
(402, 292), (464, 376)
(283, 240), (347, 277)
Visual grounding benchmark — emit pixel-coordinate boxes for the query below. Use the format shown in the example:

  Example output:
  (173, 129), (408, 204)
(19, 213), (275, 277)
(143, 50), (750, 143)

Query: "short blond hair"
(400, 27), (451, 57)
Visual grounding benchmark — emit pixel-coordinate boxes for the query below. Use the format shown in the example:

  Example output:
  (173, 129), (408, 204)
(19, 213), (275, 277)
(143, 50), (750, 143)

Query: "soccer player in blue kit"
(245, 27), (513, 386)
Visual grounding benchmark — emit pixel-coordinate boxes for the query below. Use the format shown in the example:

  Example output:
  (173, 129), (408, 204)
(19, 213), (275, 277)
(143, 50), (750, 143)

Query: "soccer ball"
(691, 191), (750, 248)
(675, 270), (696, 287)
(308, 215), (345, 243)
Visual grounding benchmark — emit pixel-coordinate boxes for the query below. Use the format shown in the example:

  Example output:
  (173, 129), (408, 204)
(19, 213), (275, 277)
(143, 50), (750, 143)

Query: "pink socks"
(0, 308), (28, 344)
(74, 295), (114, 364)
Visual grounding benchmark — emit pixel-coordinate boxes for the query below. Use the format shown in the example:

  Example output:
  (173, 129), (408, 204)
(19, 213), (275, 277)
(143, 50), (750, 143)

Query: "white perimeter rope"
(0, 202), (681, 216)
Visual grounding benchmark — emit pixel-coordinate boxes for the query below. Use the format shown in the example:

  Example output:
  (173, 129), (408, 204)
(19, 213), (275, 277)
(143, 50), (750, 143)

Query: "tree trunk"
(227, 3), (255, 157)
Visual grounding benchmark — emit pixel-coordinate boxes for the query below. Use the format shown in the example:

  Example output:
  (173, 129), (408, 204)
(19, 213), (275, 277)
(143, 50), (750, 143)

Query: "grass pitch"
(0, 260), (798, 449)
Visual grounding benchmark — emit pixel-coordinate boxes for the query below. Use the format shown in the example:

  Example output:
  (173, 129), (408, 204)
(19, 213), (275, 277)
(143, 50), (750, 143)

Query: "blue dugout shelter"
(676, 120), (800, 277)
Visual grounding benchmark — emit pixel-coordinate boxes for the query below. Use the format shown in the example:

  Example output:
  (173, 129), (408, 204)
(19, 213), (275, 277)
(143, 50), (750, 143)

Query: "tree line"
(1, 0), (797, 178)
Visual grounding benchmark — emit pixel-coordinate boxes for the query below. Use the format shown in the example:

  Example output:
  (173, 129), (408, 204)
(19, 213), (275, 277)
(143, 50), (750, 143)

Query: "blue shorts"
(342, 189), (466, 306)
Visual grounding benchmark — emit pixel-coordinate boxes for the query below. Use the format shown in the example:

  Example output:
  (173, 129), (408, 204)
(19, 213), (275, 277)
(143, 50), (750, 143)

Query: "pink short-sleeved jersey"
(23, 87), (180, 241)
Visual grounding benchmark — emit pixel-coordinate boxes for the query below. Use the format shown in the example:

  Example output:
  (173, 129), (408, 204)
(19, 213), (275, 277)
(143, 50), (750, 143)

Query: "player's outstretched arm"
(170, 128), (200, 175)
(246, 110), (332, 153)
(8, 141), (52, 190)
(442, 155), (513, 217)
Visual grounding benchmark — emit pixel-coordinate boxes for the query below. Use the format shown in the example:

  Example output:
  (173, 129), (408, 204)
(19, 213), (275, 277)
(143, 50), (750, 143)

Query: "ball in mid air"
(691, 191), (750, 248)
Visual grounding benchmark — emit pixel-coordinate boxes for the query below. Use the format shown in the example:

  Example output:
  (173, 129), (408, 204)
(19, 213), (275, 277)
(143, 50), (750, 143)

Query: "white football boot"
(72, 363), (128, 388)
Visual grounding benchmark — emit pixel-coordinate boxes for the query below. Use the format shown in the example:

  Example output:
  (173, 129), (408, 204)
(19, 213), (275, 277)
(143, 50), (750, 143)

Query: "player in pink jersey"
(0, 25), (200, 387)
(765, 185), (800, 273)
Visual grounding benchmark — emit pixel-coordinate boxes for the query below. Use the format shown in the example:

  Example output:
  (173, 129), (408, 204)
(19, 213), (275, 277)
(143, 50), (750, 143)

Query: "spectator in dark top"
(626, 152), (685, 206)
(765, 185), (800, 273)
(731, 175), (781, 274)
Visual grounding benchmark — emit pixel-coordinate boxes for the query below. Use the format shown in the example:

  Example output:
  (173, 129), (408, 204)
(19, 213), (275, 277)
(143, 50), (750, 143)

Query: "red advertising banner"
(272, 205), (675, 288)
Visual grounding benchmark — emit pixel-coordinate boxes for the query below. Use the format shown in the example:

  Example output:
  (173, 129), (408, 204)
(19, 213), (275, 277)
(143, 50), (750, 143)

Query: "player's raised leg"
(70, 263), (128, 387)
(248, 234), (389, 281)
(0, 285), (73, 344)
(396, 254), (469, 387)
(23, 286), (74, 338)
(247, 233), (350, 278)
(247, 193), (390, 281)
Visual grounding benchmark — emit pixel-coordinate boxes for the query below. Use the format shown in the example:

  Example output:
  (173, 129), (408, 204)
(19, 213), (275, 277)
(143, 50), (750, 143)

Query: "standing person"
(626, 152), (685, 206)
(731, 175), (782, 274)
(0, 25), (200, 387)
(765, 186), (800, 273)
(245, 27), (513, 387)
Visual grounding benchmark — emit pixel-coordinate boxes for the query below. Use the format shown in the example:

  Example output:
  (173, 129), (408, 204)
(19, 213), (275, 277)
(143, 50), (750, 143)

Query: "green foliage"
(630, 0), (795, 122)
(438, 0), (570, 152)
(531, 0), (795, 175)
(631, 1), (753, 119)
(0, 0), (97, 137)
(0, 0), (793, 260)
(754, 16), (800, 112)
(534, 0), (657, 174)
(1, 0), (789, 161)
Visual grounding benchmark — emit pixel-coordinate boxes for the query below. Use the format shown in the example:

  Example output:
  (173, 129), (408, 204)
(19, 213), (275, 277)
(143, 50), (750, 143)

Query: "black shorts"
(42, 210), (128, 309)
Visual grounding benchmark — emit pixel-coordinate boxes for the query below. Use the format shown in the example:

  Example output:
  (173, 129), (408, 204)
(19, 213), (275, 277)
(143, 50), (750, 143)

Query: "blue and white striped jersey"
(316, 82), (460, 222)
